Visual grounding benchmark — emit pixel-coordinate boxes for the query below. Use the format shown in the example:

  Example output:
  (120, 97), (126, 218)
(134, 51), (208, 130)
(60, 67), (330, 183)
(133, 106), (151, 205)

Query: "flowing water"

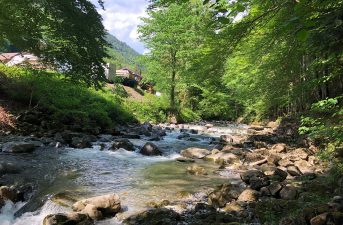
(0, 125), (248, 225)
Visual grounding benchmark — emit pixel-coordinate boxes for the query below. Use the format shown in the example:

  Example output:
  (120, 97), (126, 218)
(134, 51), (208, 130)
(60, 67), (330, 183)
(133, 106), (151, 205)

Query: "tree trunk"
(170, 69), (176, 113)
(169, 49), (177, 115)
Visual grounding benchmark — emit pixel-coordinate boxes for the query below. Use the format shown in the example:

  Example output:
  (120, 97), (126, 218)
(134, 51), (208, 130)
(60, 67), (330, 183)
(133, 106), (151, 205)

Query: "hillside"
(105, 33), (140, 69)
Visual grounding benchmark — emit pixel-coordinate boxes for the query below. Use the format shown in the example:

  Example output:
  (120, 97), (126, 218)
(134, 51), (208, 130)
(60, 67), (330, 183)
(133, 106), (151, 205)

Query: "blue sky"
(91, 0), (149, 54)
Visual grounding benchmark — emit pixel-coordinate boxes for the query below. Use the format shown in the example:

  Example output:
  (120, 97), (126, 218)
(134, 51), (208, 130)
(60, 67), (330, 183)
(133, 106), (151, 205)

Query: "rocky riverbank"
(1, 119), (342, 225)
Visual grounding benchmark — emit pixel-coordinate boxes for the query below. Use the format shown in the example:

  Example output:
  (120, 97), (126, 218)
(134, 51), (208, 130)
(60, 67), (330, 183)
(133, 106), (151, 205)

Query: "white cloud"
(91, 0), (148, 53)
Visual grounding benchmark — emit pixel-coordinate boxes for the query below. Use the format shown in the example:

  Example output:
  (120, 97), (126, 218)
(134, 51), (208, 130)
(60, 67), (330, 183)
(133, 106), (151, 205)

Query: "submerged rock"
(139, 142), (162, 156)
(1, 142), (36, 153)
(176, 157), (195, 163)
(187, 164), (207, 176)
(0, 162), (20, 176)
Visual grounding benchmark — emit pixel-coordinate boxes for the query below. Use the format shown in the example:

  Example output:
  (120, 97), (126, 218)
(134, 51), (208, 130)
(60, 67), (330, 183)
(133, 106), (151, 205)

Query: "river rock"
(288, 148), (309, 161)
(72, 193), (121, 218)
(240, 170), (270, 190)
(280, 186), (297, 200)
(140, 142), (162, 156)
(187, 164), (207, 176)
(244, 152), (265, 164)
(267, 154), (282, 165)
(220, 135), (245, 144)
(261, 165), (287, 181)
(180, 147), (210, 159)
(81, 204), (103, 220)
(43, 213), (93, 225)
(208, 184), (236, 208)
(294, 160), (314, 174)
(310, 213), (328, 225)
(278, 158), (293, 167)
(111, 139), (134, 151)
(0, 186), (22, 203)
(71, 136), (92, 149)
(266, 182), (283, 196)
(1, 142), (36, 153)
(205, 152), (239, 164)
(287, 166), (302, 176)
(0, 162), (20, 176)
(237, 188), (258, 202)
(271, 143), (287, 153)
(124, 208), (180, 225)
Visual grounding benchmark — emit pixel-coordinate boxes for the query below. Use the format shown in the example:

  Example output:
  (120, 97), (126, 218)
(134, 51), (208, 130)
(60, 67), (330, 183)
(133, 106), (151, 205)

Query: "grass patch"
(0, 65), (201, 132)
(0, 65), (135, 131)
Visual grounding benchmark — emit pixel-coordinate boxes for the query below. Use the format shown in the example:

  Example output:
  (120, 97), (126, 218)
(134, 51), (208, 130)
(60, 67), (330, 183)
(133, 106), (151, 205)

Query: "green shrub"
(178, 107), (200, 123)
(125, 94), (169, 123)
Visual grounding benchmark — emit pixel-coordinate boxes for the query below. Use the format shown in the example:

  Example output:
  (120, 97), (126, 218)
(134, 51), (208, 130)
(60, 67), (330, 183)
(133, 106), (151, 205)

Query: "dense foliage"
(140, 0), (342, 147)
(0, 0), (108, 86)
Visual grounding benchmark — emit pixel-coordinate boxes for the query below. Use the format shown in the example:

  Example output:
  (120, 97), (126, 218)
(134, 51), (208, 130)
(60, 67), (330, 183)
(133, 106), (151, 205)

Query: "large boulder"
(72, 194), (121, 218)
(139, 142), (162, 156)
(70, 136), (92, 149)
(180, 147), (210, 159)
(111, 139), (134, 151)
(1, 142), (36, 153)
(124, 208), (180, 225)
(240, 170), (270, 190)
(43, 213), (93, 225)
(0, 186), (23, 207)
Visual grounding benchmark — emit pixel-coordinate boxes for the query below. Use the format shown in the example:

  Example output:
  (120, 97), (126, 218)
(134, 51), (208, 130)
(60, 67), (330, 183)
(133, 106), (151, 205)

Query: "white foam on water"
(0, 201), (26, 225)
(0, 200), (69, 225)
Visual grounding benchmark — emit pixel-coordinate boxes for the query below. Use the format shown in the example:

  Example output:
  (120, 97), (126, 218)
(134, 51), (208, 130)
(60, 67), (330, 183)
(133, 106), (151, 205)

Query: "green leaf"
(218, 17), (231, 24)
(236, 4), (245, 12)
(203, 0), (210, 5)
(296, 29), (309, 42)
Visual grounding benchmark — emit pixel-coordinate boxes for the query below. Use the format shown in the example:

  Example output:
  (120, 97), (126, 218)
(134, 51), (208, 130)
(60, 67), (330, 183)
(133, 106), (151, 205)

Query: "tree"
(0, 0), (108, 86)
(139, 3), (199, 114)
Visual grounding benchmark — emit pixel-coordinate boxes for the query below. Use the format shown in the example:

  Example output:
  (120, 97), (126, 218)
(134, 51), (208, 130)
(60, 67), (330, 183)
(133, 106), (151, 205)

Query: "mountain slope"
(105, 33), (140, 69)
